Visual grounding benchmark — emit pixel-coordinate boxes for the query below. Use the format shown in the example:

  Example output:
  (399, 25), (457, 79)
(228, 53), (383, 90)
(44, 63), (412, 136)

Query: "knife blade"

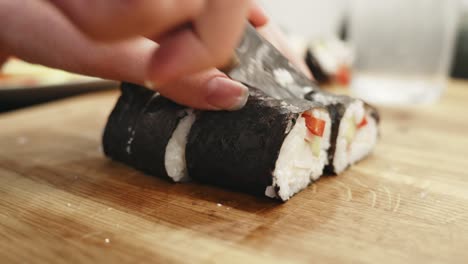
(223, 24), (319, 100)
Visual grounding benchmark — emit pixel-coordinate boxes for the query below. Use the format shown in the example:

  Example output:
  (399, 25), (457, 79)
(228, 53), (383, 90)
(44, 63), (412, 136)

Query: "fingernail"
(205, 77), (249, 111)
(144, 80), (155, 89)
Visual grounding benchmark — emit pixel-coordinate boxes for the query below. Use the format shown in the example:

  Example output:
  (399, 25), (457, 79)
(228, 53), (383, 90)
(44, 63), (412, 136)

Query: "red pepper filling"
(301, 113), (326, 137)
(336, 64), (351, 86)
(357, 116), (368, 129)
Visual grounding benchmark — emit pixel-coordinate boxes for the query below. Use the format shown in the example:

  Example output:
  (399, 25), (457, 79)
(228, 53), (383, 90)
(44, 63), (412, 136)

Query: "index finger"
(148, 0), (252, 85)
(249, 3), (269, 28)
(49, 0), (205, 41)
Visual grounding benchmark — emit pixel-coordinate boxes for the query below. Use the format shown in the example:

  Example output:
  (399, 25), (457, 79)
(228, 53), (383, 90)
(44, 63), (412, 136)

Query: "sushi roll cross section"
(305, 92), (380, 174)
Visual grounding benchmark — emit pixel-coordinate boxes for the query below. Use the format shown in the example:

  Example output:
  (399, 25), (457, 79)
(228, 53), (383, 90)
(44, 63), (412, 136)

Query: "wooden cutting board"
(1, 81), (468, 263)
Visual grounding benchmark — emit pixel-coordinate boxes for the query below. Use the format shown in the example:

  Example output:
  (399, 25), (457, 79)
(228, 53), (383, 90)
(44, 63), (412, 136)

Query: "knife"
(222, 23), (319, 100)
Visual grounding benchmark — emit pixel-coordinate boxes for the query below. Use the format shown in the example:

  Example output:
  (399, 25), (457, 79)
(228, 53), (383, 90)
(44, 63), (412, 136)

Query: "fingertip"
(152, 69), (250, 111)
(249, 3), (269, 27)
(144, 80), (155, 90)
(205, 77), (249, 111)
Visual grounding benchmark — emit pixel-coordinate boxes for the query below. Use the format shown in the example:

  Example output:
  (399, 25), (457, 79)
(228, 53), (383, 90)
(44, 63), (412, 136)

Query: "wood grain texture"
(1, 81), (468, 263)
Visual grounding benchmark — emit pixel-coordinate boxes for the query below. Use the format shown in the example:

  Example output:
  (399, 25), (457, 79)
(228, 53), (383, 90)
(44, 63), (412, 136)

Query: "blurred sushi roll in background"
(304, 38), (354, 87)
(282, 36), (354, 87)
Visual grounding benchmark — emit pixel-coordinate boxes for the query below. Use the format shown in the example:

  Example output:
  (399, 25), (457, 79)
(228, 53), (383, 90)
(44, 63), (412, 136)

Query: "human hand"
(142, 19), (314, 111)
(0, 1), (310, 110)
(60, 0), (261, 85)
(0, 0), (268, 110)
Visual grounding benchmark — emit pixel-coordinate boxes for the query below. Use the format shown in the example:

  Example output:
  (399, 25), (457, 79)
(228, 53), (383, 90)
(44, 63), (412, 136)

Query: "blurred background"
(259, 0), (349, 39)
(261, 0), (468, 104)
(260, 0), (468, 79)
(1, 0), (468, 110)
(453, 0), (468, 79)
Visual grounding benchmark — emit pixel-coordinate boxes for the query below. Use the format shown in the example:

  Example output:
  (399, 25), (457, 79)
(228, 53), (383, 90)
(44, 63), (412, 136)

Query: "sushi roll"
(103, 84), (332, 200)
(305, 49), (331, 85)
(305, 91), (379, 174)
(103, 83), (195, 182)
(186, 89), (332, 201)
(303, 39), (353, 86)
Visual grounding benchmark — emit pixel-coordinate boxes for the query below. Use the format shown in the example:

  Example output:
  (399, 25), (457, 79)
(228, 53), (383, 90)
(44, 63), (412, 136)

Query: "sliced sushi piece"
(103, 83), (195, 182)
(303, 38), (354, 86)
(186, 89), (332, 201)
(305, 91), (379, 174)
(305, 49), (331, 84)
(348, 103), (380, 165)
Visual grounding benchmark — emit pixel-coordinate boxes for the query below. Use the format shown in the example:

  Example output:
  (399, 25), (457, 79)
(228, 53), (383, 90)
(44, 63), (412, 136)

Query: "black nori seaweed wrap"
(103, 83), (189, 180)
(131, 95), (189, 180)
(305, 49), (331, 85)
(186, 88), (322, 197)
(102, 83), (155, 165)
(323, 102), (347, 174)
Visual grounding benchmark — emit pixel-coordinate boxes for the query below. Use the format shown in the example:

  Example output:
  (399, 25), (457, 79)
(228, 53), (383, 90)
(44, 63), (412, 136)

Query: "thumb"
(147, 69), (249, 111)
(249, 2), (269, 28)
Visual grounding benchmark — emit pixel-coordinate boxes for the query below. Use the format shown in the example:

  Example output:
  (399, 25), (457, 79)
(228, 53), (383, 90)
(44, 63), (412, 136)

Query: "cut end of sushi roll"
(348, 108), (379, 165)
(333, 100), (378, 173)
(267, 108), (332, 201)
(164, 110), (196, 182)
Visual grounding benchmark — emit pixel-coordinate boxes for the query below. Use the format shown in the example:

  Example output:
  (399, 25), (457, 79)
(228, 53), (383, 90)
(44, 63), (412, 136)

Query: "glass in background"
(451, 2), (468, 79)
(348, 0), (460, 105)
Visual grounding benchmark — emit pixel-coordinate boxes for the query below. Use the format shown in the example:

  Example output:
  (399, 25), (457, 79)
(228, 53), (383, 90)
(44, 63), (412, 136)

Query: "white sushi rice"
(267, 109), (332, 201)
(164, 110), (196, 182)
(333, 100), (378, 173)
